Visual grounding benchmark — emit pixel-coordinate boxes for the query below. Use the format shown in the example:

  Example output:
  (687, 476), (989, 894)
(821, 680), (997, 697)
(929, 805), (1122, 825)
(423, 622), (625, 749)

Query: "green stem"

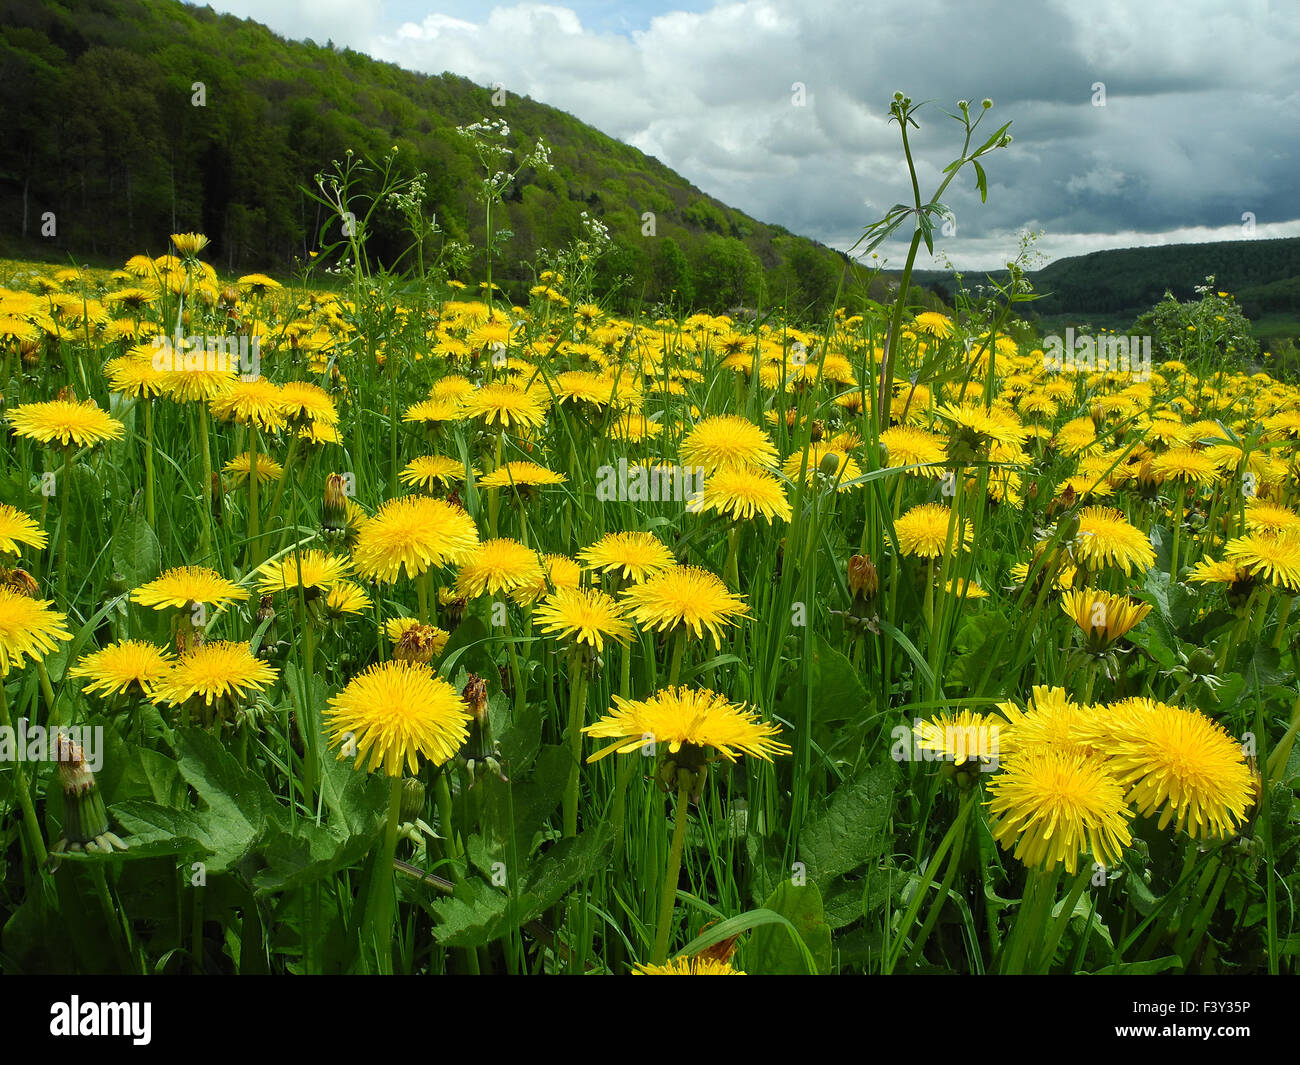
(650, 781), (691, 965)
(0, 681), (48, 869)
(563, 650), (590, 838)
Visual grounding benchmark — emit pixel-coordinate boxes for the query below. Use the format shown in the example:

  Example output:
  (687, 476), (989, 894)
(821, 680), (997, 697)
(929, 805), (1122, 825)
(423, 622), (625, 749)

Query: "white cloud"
(208, 0), (1300, 269)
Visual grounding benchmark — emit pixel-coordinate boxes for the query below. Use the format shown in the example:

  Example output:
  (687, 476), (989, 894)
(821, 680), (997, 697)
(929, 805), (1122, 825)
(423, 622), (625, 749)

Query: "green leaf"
(1091, 956), (1184, 975)
(111, 509), (161, 589)
(747, 881), (831, 974)
(796, 761), (897, 881)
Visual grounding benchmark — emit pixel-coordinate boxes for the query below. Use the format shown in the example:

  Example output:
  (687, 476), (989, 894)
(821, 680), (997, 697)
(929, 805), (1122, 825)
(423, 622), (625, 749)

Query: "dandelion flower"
(70, 640), (174, 699)
(399, 455), (469, 491)
(131, 566), (249, 611)
(1223, 531), (1300, 591)
(1073, 507), (1156, 576)
(914, 709), (1003, 767)
(534, 586), (632, 652)
(0, 505), (47, 556)
(583, 686), (789, 763)
(579, 531), (676, 584)
(323, 581), (372, 616)
(620, 566), (748, 646)
(154, 640), (277, 707)
(8, 399), (124, 448)
(1061, 588), (1151, 646)
(256, 550), (352, 595)
(1081, 699), (1254, 839)
(459, 381), (548, 429)
(895, 503), (972, 559)
(352, 496), (480, 583)
(0, 586), (71, 675)
(632, 957), (745, 975)
(680, 415), (779, 473)
(986, 749), (1132, 872)
(687, 465), (791, 522)
(1150, 447), (1220, 487)
(324, 660), (471, 776)
(455, 538), (543, 600)
(224, 452), (283, 485)
(479, 460), (567, 489)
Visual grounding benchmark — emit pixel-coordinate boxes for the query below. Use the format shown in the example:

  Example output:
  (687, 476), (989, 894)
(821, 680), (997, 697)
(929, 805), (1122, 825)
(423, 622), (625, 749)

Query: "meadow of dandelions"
(0, 230), (1297, 976)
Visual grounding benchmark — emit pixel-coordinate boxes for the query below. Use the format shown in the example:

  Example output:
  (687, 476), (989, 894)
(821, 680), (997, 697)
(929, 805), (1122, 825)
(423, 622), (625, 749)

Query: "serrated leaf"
(796, 761), (897, 880)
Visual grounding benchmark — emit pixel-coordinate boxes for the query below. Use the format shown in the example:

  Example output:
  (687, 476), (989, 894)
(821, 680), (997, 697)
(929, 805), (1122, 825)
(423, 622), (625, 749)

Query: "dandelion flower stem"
(563, 649), (590, 838)
(651, 780), (691, 966)
(0, 682), (48, 870)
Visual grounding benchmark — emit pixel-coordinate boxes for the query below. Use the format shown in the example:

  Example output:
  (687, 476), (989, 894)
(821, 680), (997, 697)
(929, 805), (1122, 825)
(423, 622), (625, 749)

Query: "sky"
(203, 0), (1300, 270)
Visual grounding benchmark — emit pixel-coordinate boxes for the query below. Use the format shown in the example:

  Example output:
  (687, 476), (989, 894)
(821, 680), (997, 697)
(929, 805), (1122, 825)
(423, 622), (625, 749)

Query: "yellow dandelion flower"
(986, 749), (1132, 872)
(0, 587), (71, 675)
(400, 455), (470, 491)
(0, 505), (47, 556)
(1080, 699), (1255, 839)
(154, 641), (277, 707)
(69, 640), (174, 699)
(579, 531), (676, 584)
(1061, 588), (1151, 646)
(620, 565), (748, 646)
(680, 415), (779, 473)
(479, 461), (568, 489)
(686, 465), (791, 523)
(352, 496), (480, 583)
(895, 503), (972, 559)
(1073, 507), (1156, 576)
(8, 399), (124, 448)
(583, 686), (789, 763)
(256, 550), (352, 595)
(130, 567), (250, 610)
(324, 660), (471, 776)
(534, 586), (632, 652)
(455, 538), (543, 600)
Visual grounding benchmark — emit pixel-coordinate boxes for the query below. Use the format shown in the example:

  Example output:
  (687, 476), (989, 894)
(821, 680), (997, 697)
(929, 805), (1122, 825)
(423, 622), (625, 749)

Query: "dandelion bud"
(982, 98), (993, 109)
(323, 473), (349, 533)
(399, 777), (427, 823)
(848, 554), (878, 600)
(818, 451), (842, 478)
